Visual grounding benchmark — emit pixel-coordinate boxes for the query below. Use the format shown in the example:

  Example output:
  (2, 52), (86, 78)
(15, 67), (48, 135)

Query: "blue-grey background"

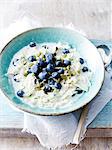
(0, 0), (111, 40)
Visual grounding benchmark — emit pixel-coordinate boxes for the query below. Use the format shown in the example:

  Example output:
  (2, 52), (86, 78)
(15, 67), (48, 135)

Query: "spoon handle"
(73, 105), (89, 144)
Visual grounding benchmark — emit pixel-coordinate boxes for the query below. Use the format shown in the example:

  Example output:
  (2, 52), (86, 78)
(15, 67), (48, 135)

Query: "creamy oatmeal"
(7, 42), (92, 108)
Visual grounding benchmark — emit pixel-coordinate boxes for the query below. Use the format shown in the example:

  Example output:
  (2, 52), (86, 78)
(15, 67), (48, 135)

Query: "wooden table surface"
(0, 0), (112, 149)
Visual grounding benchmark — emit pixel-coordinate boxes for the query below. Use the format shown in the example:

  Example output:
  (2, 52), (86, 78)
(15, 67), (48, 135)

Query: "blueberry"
(79, 58), (84, 64)
(42, 45), (49, 49)
(54, 52), (56, 56)
(82, 67), (88, 72)
(46, 64), (55, 72)
(44, 85), (52, 94)
(54, 82), (62, 89)
(30, 65), (39, 73)
(34, 78), (37, 84)
(52, 72), (60, 79)
(38, 71), (48, 80)
(38, 59), (47, 68)
(45, 53), (54, 63)
(13, 74), (19, 82)
(29, 42), (36, 47)
(62, 49), (70, 54)
(56, 60), (62, 67)
(63, 60), (71, 66)
(76, 89), (83, 94)
(28, 56), (36, 62)
(17, 90), (24, 97)
(48, 78), (55, 85)
(58, 68), (64, 74)
(13, 76), (17, 82)
(72, 93), (76, 97)
(12, 59), (19, 66)
(56, 47), (58, 51)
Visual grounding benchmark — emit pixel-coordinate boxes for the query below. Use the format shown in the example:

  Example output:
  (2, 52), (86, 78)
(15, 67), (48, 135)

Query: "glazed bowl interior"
(0, 27), (104, 115)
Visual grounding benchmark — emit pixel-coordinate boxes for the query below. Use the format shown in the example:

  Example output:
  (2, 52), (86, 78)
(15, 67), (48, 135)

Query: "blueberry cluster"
(26, 49), (71, 94)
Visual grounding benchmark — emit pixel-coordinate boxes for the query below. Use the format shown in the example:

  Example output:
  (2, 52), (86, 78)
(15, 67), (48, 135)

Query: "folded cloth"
(0, 17), (112, 149)
(23, 113), (78, 148)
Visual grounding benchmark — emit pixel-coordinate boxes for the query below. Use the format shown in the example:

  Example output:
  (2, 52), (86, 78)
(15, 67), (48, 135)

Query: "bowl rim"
(0, 27), (105, 116)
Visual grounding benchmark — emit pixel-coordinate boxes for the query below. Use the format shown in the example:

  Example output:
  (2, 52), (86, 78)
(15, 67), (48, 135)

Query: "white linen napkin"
(0, 17), (112, 149)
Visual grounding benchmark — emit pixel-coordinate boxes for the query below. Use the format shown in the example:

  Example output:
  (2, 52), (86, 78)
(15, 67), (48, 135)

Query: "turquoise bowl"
(0, 28), (104, 116)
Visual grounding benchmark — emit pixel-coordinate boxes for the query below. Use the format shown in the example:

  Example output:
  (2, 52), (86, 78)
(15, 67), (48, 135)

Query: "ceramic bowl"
(0, 27), (104, 115)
